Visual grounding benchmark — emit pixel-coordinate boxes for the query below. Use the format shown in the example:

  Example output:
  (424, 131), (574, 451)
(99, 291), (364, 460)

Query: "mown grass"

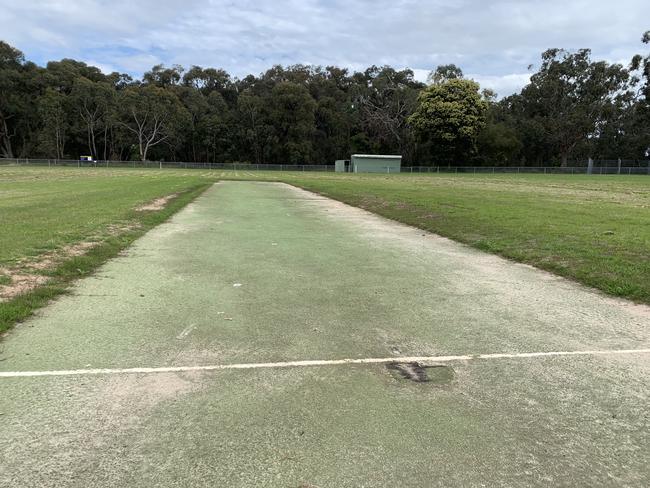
(0, 167), (213, 264)
(0, 167), (213, 332)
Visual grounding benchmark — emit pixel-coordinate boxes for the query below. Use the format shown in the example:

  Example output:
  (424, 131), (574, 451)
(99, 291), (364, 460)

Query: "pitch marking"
(1, 348), (649, 378)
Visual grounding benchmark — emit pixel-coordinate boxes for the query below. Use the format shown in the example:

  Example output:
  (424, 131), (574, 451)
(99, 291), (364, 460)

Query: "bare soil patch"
(135, 193), (178, 212)
(0, 241), (99, 301)
(0, 272), (49, 301)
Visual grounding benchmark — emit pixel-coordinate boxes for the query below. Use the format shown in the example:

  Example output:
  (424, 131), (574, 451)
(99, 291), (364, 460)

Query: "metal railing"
(1, 158), (649, 175)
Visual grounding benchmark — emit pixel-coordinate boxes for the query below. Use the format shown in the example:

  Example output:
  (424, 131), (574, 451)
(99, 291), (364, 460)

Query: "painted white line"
(1, 348), (649, 379)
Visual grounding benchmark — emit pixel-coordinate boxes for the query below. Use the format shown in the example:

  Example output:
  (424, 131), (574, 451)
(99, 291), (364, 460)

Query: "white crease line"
(1, 348), (649, 378)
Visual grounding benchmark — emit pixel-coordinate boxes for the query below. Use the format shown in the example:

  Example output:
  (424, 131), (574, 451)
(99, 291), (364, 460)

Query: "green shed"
(350, 154), (401, 173)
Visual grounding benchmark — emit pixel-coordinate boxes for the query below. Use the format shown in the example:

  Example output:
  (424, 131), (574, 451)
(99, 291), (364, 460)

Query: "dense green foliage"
(0, 35), (648, 165)
(409, 79), (489, 162)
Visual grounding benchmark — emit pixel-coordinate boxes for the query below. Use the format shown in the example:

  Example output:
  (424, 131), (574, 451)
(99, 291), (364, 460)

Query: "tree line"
(1, 34), (648, 166)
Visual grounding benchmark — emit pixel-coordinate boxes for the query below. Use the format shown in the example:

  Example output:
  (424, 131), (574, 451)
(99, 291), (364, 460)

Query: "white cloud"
(0, 0), (646, 95)
(468, 73), (532, 97)
(114, 54), (163, 73)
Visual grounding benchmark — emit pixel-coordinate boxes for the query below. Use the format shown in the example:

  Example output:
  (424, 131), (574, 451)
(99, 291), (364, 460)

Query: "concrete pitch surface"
(1, 181), (649, 487)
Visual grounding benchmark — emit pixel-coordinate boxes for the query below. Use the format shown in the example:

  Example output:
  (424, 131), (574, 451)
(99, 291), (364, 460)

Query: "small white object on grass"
(233, 283), (242, 287)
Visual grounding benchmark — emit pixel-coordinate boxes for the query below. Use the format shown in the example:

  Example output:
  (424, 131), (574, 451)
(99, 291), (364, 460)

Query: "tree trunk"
(0, 118), (13, 158)
(139, 133), (146, 161)
(103, 126), (108, 161)
(561, 153), (568, 167)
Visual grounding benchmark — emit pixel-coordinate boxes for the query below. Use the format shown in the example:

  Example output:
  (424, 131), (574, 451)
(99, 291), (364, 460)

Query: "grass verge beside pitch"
(276, 173), (650, 304)
(0, 168), (212, 333)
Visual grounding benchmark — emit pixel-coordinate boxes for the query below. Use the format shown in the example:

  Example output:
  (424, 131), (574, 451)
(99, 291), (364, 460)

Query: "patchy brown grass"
(0, 272), (50, 301)
(0, 241), (101, 301)
(1, 194), (177, 301)
(136, 193), (179, 212)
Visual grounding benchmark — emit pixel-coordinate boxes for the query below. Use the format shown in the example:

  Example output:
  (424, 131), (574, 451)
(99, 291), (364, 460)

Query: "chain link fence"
(1, 158), (649, 175)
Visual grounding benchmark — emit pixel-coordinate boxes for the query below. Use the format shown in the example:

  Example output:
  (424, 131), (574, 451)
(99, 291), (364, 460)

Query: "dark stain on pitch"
(387, 362), (454, 385)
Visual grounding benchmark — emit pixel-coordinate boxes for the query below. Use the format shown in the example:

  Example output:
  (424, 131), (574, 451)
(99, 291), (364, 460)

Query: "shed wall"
(351, 156), (401, 173)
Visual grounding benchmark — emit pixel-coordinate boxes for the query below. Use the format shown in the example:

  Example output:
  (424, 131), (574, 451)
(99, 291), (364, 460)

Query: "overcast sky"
(1, 0), (647, 96)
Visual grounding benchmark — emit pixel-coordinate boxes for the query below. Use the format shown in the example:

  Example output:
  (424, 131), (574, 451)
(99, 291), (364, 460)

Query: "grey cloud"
(0, 0), (646, 96)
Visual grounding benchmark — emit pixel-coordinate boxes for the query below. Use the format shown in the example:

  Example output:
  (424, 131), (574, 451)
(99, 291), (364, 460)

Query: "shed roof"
(351, 154), (402, 159)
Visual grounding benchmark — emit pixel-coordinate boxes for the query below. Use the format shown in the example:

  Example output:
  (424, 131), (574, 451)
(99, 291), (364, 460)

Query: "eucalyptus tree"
(37, 88), (69, 159)
(0, 41), (41, 157)
(236, 89), (271, 164)
(70, 77), (115, 159)
(143, 64), (184, 87)
(427, 64), (464, 85)
(182, 66), (237, 105)
(629, 31), (650, 158)
(356, 66), (423, 158)
(200, 91), (231, 163)
(267, 81), (316, 164)
(519, 49), (634, 165)
(118, 85), (189, 161)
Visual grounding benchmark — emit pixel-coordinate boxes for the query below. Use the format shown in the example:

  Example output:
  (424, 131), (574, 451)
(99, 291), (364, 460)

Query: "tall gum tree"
(0, 42), (37, 158)
(118, 85), (189, 161)
(520, 49), (634, 166)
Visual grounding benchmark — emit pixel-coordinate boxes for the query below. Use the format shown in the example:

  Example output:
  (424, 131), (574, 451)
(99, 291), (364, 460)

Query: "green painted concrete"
(1, 181), (649, 487)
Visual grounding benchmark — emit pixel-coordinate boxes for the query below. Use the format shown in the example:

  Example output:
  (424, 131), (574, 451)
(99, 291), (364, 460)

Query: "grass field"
(0, 167), (211, 264)
(1, 166), (649, 335)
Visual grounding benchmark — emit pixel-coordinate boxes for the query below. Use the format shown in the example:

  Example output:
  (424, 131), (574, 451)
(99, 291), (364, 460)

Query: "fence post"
(617, 158), (621, 175)
(587, 158), (593, 175)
